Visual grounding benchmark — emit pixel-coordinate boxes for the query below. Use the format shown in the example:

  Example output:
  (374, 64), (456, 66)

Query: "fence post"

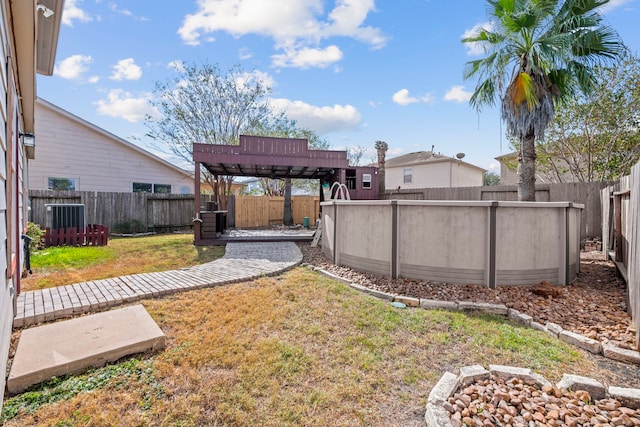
(486, 202), (498, 289)
(391, 200), (398, 279)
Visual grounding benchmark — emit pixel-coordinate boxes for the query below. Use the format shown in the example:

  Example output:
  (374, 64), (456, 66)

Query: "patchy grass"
(0, 358), (159, 425)
(22, 234), (224, 291)
(4, 268), (606, 426)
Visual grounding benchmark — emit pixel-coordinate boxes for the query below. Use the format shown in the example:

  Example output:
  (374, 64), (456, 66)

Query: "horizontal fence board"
(383, 182), (612, 240)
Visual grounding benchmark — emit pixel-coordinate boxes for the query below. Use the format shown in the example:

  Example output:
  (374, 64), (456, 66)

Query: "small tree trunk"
(517, 132), (537, 201)
(283, 178), (293, 226)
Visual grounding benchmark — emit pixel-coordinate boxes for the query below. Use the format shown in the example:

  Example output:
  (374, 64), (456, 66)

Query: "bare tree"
(347, 145), (366, 166)
(146, 63), (274, 209)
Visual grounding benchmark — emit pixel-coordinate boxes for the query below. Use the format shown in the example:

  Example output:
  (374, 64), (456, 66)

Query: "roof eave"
(36, 0), (64, 76)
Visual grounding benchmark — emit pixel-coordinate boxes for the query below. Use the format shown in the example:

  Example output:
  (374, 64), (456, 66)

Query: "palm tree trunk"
(517, 132), (537, 201)
(283, 178), (293, 226)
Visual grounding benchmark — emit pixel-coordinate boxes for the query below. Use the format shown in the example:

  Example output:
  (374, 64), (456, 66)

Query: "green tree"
(463, 0), (624, 200)
(483, 171), (501, 186)
(146, 63), (275, 209)
(537, 54), (640, 182)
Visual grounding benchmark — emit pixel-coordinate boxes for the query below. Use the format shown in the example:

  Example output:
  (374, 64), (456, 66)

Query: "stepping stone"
(7, 305), (165, 394)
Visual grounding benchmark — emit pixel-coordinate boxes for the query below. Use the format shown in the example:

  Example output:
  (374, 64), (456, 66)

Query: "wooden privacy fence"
(29, 190), (205, 232)
(231, 195), (320, 228)
(601, 162), (640, 349)
(30, 191), (320, 232)
(383, 182), (611, 240)
(44, 225), (109, 247)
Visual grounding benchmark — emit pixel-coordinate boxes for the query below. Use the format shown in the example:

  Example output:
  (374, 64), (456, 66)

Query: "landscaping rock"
(609, 386), (640, 410)
(603, 342), (640, 365)
(420, 299), (458, 311)
(559, 329), (602, 354)
(557, 374), (607, 400)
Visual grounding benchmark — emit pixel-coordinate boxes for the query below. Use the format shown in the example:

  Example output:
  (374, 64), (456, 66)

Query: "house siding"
(386, 161), (483, 189)
(1, 0), (22, 404)
(452, 161), (484, 187)
(0, 7), (11, 403)
(30, 101), (194, 194)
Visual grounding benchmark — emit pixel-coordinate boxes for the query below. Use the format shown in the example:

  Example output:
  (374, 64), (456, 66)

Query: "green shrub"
(25, 222), (45, 252)
(112, 220), (147, 234)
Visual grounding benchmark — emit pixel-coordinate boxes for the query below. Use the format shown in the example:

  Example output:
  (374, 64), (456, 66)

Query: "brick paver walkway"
(14, 242), (303, 328)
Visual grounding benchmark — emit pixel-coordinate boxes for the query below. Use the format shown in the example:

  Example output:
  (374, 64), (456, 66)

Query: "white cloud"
(462, 21), (494, 56)
(444, 86), (473, 103)
(238, 48), (253, 60)
(270, 98), (361, 134)
(95, 89), (160, 123)
(178, 0), (386, 68)
(54, 54), (93, 79)
(88, 76), (100, 83)
(232, 70), (276, 91)
(62, 0), (92, 26)
(108, 2), (132, 16)
(486, 161), (501, 174)
(110, 58), (142, 81)
(600, 0), (633, 13)
(392, 89), (436, 106)
(272, 45), (343, 68)
(421, 93), (436, 104)
(392, 89), (418, 105)
(167, 60), (186, 72)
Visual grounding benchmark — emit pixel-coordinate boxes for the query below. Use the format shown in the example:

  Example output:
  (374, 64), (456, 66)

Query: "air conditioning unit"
(45, 204), (86, 230)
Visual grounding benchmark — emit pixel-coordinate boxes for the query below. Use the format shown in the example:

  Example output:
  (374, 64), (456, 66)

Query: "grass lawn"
(21, 233), (225, 291)
(3, 267), (605, 426)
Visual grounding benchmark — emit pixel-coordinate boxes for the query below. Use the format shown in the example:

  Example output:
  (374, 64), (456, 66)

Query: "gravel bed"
(447, 376), (640, 427)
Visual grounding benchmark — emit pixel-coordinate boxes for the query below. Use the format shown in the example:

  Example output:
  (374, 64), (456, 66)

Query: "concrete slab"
(7, 305), (165, 394)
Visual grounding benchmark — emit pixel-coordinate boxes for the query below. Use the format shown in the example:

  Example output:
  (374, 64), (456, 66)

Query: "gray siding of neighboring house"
(386, 161), (484, 189)
(30, 100), (194, 194)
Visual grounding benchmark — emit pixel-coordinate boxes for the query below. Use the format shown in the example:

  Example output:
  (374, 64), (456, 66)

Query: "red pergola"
(192, 135), (378, 244)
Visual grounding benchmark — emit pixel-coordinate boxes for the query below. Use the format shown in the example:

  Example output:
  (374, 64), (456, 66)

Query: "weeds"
(1, 358), (158, 423)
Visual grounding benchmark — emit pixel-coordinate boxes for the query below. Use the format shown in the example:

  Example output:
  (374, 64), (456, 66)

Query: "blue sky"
(37, 0), (640, 173)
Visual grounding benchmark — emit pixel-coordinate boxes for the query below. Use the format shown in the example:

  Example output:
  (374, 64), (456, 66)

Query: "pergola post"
(194, 161), (202, 245)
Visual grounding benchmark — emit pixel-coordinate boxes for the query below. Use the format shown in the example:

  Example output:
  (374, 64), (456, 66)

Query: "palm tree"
(463, 0), (624, 201)
(375, 140), (388, 197)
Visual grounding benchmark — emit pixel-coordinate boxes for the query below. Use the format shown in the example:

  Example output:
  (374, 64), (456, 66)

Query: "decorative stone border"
(425, 365), (640, 427)
(309, 266), (640, 365)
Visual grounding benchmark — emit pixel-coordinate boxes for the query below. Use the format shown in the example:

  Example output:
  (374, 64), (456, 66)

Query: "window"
(133, 182), (152, 193)
(154, 184), (171, 194)
(133, 182), (171, 193)
(362, 173), (372, 189)
(345, 169), (356, 190)
(403, 168), (413, 184)
(48, 177), (76, 191)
